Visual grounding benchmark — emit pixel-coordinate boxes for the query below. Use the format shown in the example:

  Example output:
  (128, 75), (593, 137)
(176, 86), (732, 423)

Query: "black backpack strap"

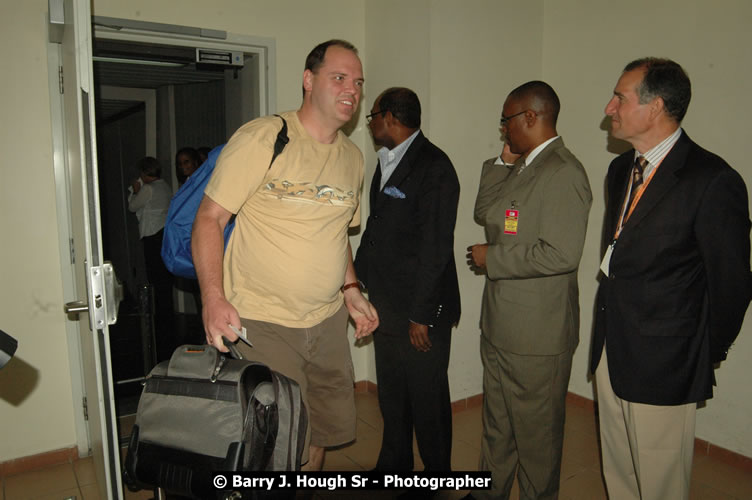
(269, 114), (289, 169)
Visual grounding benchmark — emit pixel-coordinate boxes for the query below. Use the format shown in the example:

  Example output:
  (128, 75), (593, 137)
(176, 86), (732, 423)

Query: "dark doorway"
(90, 36), (258, 438)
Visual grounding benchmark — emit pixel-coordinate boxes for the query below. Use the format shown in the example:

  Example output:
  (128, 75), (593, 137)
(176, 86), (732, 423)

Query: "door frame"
(92, 18), (276, 119)
(48, 40), (91, 458)
(51, 16), (276, 464)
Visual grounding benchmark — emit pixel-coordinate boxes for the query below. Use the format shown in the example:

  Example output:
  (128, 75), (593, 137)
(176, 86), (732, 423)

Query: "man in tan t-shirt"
(192, 40), (379, 471)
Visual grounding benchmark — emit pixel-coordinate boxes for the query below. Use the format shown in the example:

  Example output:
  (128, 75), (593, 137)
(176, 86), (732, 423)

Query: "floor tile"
(450, 439), (480, 472)
(80, 483), (104, 500)
(4, 390), (752, 499)
(35, 487), (81, 500)
(356, 418), (382, 442)
(340, 433), (382, 471)
(451, 406), (482, 450)
(118, 415), (137, 445)
(691, 454), (752, 500)
(323, 448), (362, 472)
(564, 403), (598, 436)
(73, 456), (97, 487)
(689, 481), (736, 500)
(559, 465), (608, 500)
(4, 463), (78, 500)
(561, 427), (602, 470)
(121, 484), (153, 500)
(354, 392), (383, 432)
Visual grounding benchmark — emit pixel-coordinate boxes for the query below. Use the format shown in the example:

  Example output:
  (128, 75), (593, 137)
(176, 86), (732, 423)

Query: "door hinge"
(82, 396), (89, 421)
(58, 66), (64, 94)
(69, 238), (75, 265)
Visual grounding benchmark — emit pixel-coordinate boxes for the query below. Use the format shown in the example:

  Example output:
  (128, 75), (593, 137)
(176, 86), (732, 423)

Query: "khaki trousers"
(595, 346), (696, 500)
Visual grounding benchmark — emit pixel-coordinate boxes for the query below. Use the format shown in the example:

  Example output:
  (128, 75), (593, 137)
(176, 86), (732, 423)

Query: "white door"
(59, 0), (123, 497)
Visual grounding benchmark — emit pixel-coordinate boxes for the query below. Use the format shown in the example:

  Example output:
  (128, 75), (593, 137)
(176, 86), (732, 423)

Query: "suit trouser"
(476, 337), (572, 500)
(373, 325), (452, 471)
(594, 345), (695, 500)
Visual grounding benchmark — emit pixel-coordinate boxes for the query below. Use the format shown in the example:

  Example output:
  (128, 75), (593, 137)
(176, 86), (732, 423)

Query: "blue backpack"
(161, 115), (289, 279)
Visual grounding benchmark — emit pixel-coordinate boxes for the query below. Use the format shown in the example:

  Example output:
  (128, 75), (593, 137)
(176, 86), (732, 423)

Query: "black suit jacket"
(354, 132), (461, 335)
(591, 131), (751, 405)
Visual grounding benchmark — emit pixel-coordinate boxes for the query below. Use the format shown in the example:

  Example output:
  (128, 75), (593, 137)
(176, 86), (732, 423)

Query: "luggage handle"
(166, 341), (240, 380)
(222, 336), (243, 360)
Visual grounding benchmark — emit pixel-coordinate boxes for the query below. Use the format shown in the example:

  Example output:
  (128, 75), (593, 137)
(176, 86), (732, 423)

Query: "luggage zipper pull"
(211, 355), (226, 383)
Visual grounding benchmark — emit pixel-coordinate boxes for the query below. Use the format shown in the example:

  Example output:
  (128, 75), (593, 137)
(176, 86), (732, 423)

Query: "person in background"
(128, 156), (175, 358)
(466, 81), (592, 500)
(173, 146), (205, 326)
(592, 57), (751, 500)
(355, 87), (460, 484)
(175, 146), (201, 186)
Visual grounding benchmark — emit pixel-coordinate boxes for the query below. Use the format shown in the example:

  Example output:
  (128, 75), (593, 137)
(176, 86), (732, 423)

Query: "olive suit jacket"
(475, 137), (592, 355)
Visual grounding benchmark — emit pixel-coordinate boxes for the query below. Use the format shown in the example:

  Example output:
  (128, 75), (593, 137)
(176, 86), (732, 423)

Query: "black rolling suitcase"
(123, 343), (307, 499)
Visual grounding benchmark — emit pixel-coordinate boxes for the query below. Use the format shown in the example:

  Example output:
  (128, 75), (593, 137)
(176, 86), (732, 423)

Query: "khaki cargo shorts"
(237, 305), (356, 463)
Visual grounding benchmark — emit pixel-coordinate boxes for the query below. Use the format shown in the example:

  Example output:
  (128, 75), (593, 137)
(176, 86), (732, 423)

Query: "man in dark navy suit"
(592, 58), (751, 500)
(355, 87), (460, 474)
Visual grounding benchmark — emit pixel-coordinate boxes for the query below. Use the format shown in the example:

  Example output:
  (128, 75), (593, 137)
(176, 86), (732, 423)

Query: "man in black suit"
(355, 87), (460, 473)
(592, 58), (751, 500)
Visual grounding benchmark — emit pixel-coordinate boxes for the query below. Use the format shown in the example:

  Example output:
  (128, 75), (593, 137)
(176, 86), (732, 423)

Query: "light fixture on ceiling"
(92, 56), (187, 68)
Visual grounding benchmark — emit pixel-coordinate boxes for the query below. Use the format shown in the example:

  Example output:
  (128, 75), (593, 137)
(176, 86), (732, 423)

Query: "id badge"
(504, 209), (519, 235)
(600, 242), (615, 276)
(229, 324), (253, 348)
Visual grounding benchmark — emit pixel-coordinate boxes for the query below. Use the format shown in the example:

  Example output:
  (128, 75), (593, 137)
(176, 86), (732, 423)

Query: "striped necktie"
(627, 156), (647, 209)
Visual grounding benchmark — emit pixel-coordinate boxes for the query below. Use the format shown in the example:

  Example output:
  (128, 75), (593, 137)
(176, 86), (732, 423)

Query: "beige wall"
(362, 0), (545, 394)
(0, 1), (78, 460)
(2, 0), (751, 464)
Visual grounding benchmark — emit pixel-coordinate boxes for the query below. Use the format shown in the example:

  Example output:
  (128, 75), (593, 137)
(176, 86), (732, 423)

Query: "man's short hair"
(304, 39), (358, 74)
(302, 40), (358, 98)
(378, 87), (421, 129)
(138, 156), (162, 178)
(508, 81), (560, 126)
(624, 58), (691, 123)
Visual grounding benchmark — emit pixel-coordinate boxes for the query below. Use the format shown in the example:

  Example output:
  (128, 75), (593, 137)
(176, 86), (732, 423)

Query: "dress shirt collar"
(525, 136), (560, 166)
(378, 129), (421, 189)
(634, 127), (682, 179)
(494, 155), (513, 167)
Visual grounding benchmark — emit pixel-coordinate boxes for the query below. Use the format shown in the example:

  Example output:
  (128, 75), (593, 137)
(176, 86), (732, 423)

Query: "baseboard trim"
(354, 380), (377, 394)
(561, 392), (752, 473)
(695, 437), (752, 474)
(0, 446), (78, 477)
(357, 381), (752, 474)
(5, 388), (749, 477)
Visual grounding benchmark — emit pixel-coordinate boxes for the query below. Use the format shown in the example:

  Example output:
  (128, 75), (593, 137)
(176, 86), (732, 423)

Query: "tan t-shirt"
(205, 111), (363, 327)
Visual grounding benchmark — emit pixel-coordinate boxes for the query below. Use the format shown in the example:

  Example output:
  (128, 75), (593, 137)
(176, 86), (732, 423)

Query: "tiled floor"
(2, 391), (751, 499)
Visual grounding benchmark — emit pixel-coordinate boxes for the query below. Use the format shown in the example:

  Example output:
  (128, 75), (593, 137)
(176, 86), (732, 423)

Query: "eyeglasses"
(500, 110), (527, 127)
(366, 109), (387, 124)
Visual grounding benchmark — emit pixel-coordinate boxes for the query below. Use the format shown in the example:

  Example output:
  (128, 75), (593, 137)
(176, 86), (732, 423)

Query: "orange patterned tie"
(628, 156), (647, 209)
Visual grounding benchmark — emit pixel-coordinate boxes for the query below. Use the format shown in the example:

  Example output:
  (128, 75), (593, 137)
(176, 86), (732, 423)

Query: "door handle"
(64, 300), (89, 314)
(64, 262), (123, 326)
